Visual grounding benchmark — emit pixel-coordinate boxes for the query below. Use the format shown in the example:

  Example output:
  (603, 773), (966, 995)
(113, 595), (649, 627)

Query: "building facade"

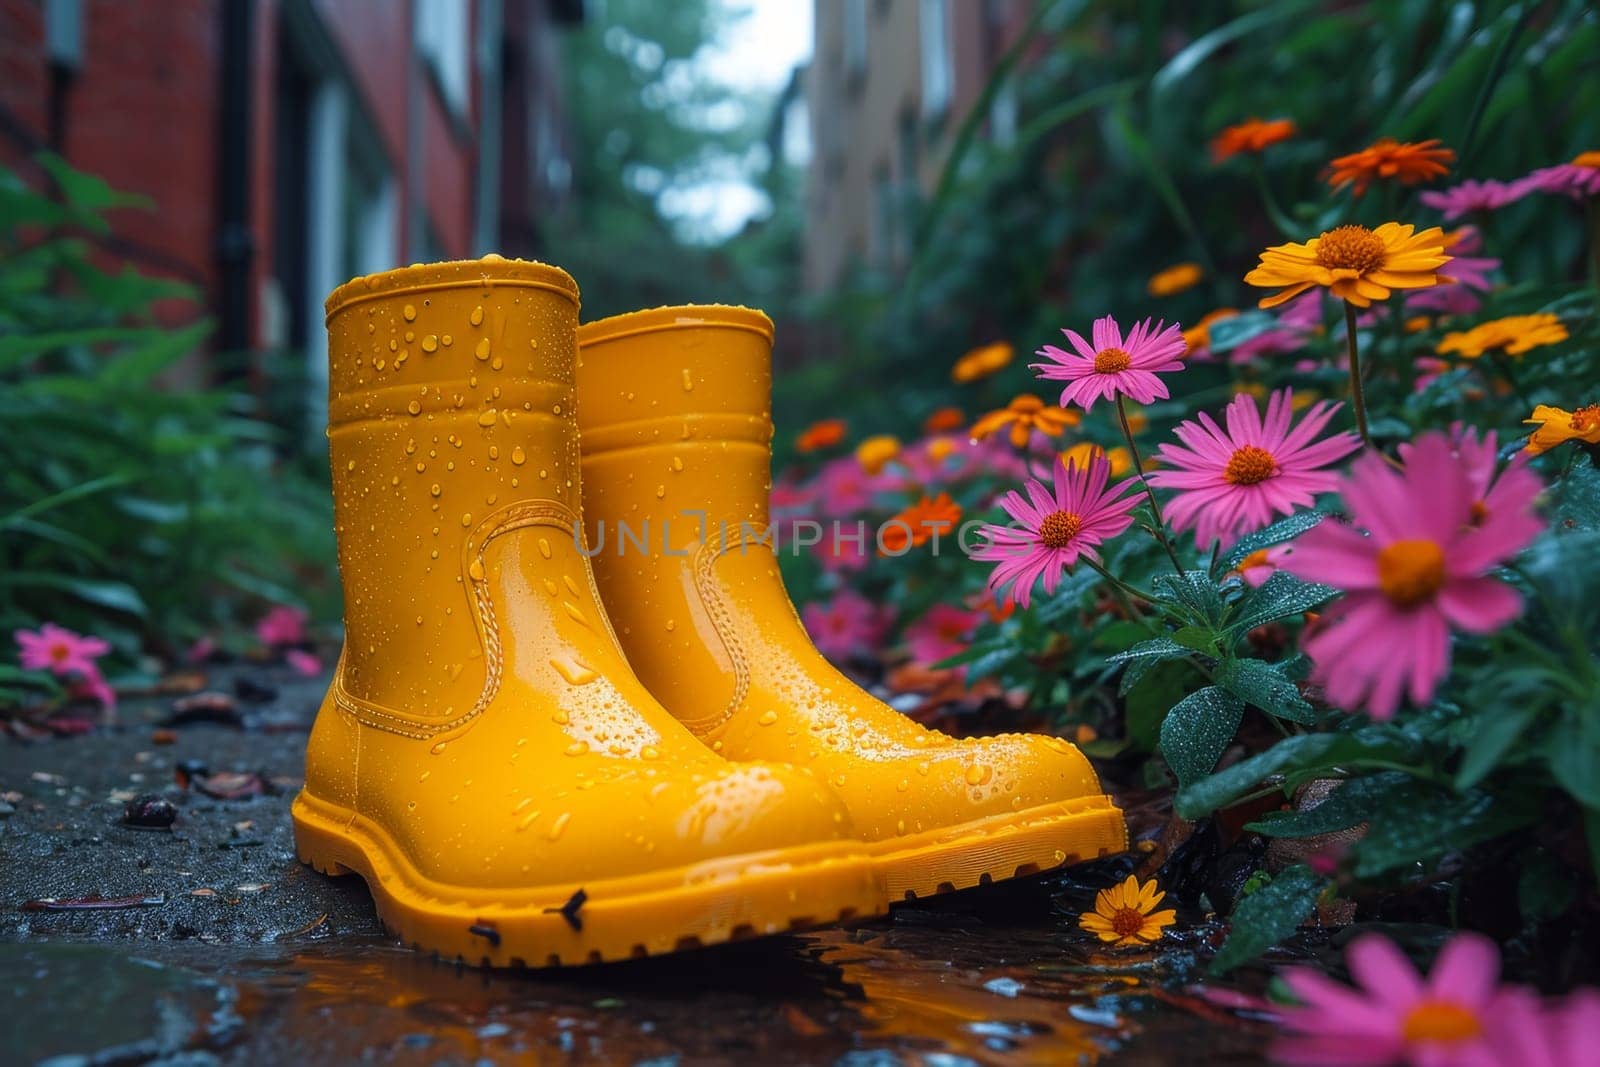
(804, 0), (1028, 294)
(0, 0), (579, 407)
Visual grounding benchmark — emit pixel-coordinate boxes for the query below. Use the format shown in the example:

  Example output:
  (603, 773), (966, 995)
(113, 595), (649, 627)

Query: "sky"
(659, 0), (814, 242)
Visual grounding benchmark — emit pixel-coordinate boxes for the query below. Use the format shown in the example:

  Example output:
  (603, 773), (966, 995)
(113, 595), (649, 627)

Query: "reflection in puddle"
(7, 878), (1270, 1064)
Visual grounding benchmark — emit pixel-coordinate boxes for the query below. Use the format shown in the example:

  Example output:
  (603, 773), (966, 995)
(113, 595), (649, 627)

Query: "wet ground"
(0, 665), (1272, 1065)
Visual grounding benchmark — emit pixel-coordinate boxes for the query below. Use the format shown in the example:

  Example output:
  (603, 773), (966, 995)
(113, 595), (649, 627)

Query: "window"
(990, 81), (1017, 146)
(416, 0), (469, 117)
(843, 0), (868, 82)
(919, 0), (952, 121)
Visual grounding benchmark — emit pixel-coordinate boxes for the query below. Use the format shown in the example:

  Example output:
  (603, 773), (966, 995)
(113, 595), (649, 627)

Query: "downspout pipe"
(216, 0), (256, 375)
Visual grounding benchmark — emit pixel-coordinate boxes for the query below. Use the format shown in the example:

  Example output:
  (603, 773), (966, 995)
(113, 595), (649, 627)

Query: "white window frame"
(919, 0), (952, 121)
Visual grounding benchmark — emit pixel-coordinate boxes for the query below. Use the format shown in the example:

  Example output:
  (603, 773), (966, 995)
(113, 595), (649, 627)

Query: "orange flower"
(1079, 875), (1176, 946)
(923, 406), (965, 433)
(879, 493), (962, 554)
(969, 394), (1079, 448)
(1211, 117), (1296, 162)
(796, 419), (846, 453)
(1524, 403), (1600, 455)
(1182, 308), (1239, 354)
(951, 341), (1013, 383)
(1327, 138), (1454, 196)
(1437, 314), (1568, 359)
(1244, 222), (1450, 309)
(1147, 262), (1204, 296)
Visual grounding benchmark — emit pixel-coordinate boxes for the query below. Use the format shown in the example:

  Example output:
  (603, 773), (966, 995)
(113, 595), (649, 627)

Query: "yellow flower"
(796, 419), (847, 453)
(855, 434), (901, 475)
(970, 394), (1079, 448)
(1079, 875), (1176, 946)
(1148, 262), (1204, 297)
(1291, 389), (1320, 411)
(1233, 381), (1269, 400)
(1437, 314), (1568, 359)
(1061, 442), (1133, 477)
(1524, 403), (1600, 455)
(951, 341), (1013, 384)
(1404, 315), (1432, 334)
(879, 493), (962, 554)
(1244, 222), (1451, 309)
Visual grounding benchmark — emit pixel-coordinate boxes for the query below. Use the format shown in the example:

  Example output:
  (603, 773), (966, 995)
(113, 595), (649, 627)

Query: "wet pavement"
(0, 666), (1271, 1065)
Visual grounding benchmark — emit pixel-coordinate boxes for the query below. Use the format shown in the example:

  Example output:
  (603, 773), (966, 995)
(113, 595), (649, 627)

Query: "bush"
(0, 156), (335, 707)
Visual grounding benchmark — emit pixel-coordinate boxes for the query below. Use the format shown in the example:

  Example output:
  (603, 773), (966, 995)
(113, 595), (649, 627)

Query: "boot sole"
(868, 794), (1127, 901)
(291, 790), (884, 967)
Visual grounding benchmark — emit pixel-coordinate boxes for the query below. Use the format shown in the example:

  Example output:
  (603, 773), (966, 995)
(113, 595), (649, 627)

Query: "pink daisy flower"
(801, 588), (889, 660)
(972, 454), (1139, 608)
(1485, 987), (1600, 1067)
(1419, 178), (1521, 220)
(903, 603), (985, 673)
(1411, 227), (1499, 315)
(1032, 315), (1186, 412)
(1285, 432), (1543, 719)
(70, 667), (118, 715)
(1513, 153), (1600, 200)
(1147, 389), (1360, 550)
(285, 649), (324, 677)
(1273, 931), (1508, 1066)
(811, 529), (871, 574)
(256, 605), (308, 648)
(814, 456), (883, 517)
(15, 623), (110, 679)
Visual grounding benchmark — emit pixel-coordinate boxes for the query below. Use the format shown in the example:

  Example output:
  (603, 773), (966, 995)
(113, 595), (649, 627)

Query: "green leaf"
(1354, 789), (1538, 877)
(1228, 572), (1338, 635)
(1153, 571), (1226, 627)
(1247, 773), (1413, 837)
(1210, 864), (1327, 975)
(1216, 657), (1315, 724)
(1518, 848), (1577, 923)
(1160, 686), (1245, 787)
(1124, 659), (1202, 751)
(1176, 730), (1410, 820)
(1151, 0), (1320, 97)
(1455, 704), (1538, 790)
(1222, 512), (1327, 571)
(1546, 710), (1600, 810)
(0, 572), (148, 617)
(1107, 636), (1195, 664)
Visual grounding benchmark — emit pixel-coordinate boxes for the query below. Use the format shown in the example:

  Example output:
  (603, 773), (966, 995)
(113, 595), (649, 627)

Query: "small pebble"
(122, 793), (177, 829)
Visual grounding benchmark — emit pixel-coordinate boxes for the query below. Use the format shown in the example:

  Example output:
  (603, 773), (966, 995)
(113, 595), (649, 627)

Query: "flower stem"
(1082, 556), (1157, 607)
(1116, 396), (1187, 575)
(1342, 301), (1374, 451)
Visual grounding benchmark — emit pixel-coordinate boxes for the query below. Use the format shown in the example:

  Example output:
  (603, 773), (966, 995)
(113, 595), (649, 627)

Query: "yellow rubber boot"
(576, 306), (1127, 903)
(293, 264), (881, 966)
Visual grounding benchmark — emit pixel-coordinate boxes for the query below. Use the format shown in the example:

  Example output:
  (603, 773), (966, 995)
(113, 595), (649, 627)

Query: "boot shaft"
(325, 257), (581, 715)
(576, 305), (777, 554)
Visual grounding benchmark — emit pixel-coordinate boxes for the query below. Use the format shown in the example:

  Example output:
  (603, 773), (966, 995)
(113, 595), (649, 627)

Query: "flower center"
(1572, 151), (1600, 169)
(1094, 348), (1132, 373)
(1224, 445), (1277, 485)
(1400, 1000), (1482, 1044)
(1573, 404), (1600, 433)
(48, 643), (71, 662)
(1038, 510), (1083, 548)
(1377, 539), (1447, 608)
(1110, 907), (1145, 939)
(1468, 500), (1489, 527)
(1314, 225), (1387, 274)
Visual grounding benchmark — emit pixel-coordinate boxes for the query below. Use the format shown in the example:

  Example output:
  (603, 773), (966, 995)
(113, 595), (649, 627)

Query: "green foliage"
(776, 0), (1600, 975)
(0, 156), (335, 704)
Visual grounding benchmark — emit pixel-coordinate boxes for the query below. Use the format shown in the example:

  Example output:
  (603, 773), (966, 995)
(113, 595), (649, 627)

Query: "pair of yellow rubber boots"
(292, 256), (1125, 967)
